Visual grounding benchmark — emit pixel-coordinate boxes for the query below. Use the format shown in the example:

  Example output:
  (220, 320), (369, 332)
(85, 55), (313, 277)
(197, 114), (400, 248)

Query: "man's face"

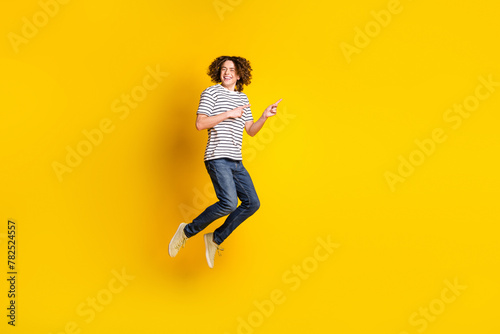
(220, 60), (240, 87)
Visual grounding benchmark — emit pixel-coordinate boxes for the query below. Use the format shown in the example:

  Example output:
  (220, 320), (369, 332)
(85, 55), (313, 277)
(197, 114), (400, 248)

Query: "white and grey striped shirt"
(197, 84), (254, 161)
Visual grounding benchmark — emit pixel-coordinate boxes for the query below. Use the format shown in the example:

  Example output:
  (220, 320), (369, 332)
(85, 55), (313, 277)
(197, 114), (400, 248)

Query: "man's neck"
(221, 83), (236, 91)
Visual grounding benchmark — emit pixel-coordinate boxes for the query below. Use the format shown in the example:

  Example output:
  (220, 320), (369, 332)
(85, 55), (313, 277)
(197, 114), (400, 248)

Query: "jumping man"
(168, 55), (282, 268)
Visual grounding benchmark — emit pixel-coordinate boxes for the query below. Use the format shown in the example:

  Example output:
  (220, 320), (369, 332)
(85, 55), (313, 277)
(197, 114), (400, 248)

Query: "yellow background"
(1, 0), (499, 333)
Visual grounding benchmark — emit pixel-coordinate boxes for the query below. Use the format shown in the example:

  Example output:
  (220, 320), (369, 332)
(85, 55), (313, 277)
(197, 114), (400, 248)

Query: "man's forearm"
(196, 112), (230, 130)
(247, 115), (267, 137)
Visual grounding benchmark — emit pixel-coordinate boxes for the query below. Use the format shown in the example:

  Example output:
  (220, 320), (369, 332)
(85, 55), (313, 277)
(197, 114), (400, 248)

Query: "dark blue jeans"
(184, 158), (260, 245)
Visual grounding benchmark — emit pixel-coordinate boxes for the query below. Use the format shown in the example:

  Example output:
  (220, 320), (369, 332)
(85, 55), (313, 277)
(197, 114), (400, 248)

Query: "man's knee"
(220, 198), (238, 215)
(248, 198), (260, 214)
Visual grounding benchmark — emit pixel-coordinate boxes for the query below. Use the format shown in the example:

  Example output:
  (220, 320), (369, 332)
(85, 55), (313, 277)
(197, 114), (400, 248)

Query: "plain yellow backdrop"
(1, 0), (499, 333)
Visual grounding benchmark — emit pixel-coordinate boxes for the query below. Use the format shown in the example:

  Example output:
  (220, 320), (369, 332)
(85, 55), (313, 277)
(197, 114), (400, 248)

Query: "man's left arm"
(245, 99), (283, 137)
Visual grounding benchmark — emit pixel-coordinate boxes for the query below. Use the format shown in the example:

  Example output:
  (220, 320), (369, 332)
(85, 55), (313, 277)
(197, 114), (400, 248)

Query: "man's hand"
(245, 98), (283, 136)
(227, 104), (251, 118)
(263, 99), (282, 119)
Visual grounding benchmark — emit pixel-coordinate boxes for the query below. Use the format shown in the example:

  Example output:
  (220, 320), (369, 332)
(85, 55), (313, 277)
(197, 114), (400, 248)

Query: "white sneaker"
(169, 223), (188, 257)
(204, 233), (224, 268)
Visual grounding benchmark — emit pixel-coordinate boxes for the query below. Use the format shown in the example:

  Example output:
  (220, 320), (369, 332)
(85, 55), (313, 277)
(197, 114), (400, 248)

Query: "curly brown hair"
(207, 56), (252, 92)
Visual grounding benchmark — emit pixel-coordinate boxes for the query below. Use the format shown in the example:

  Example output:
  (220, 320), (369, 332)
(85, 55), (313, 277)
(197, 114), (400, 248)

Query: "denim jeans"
(183, 158), (260, 245)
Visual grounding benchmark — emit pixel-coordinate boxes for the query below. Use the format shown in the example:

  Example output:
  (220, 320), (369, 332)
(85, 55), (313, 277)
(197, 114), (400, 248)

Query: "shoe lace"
(175, 235), (187, 250)
(216, 245), (224, 256)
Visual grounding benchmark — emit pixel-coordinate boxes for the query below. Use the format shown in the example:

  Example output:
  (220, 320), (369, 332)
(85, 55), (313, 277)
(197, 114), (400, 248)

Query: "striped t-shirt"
(197, 84), (254, 161)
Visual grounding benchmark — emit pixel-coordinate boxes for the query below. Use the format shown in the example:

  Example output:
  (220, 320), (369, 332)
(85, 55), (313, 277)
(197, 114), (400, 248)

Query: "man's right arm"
(196, 113), (229, 131)
(195, 104), (250, 131)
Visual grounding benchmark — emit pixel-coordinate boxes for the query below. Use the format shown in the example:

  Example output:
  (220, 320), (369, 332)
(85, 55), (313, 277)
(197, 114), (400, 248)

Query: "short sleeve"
(242, 94), (253, 122)
(196, 89), (216, 116)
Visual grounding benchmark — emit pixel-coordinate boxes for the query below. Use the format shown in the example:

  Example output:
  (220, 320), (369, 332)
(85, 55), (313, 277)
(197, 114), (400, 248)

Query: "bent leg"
(184, 159), (238, 238)
(213, 161), (260, 244)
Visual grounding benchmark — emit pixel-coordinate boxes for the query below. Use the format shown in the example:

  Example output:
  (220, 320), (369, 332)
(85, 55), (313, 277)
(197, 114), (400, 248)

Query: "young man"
(168, 55), (282, 268)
